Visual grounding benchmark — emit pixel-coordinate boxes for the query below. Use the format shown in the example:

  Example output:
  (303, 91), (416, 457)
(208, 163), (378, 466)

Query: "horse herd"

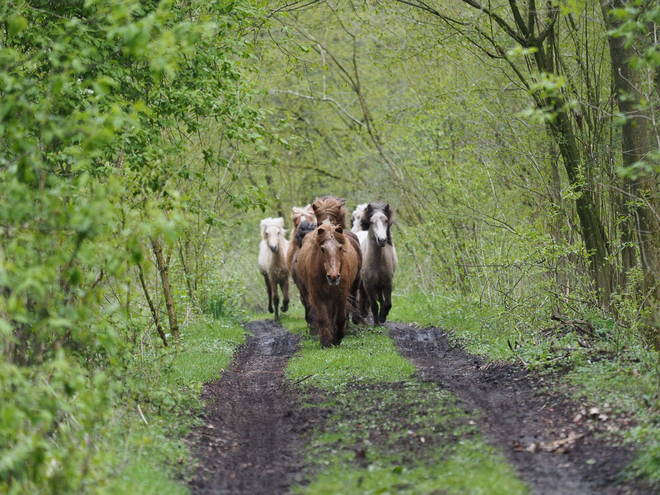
(257, 196), (397, 347)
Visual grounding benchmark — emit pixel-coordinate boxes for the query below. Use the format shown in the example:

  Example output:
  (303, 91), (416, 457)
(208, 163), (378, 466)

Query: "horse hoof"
(268, 307), (274, 314)
(309, 327), (319, 336)
(281, 304), (289, 313)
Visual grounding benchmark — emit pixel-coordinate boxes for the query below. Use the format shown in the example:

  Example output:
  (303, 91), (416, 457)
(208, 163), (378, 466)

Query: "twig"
(137, 404), (148, 425)
(508, 339), (529, 367)
(292, 374), (314, 384)
(292, 366), (329, 384)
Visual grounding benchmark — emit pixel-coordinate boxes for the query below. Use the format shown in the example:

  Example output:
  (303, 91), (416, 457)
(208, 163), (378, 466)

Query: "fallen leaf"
(539, 432), (584, 452)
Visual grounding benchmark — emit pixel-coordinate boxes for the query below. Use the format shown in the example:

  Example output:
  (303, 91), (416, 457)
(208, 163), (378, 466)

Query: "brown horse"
(311, 196), (364, 324)
(296, 223), (360, 347)
(286, 205), (317, 329)
(286, 204), (316, 272)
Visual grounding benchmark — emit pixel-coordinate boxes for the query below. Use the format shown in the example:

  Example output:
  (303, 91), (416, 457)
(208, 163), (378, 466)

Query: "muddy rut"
(190, 319), (652, 494)
(389, 323), (651, 495)
(189, 320), (307, 494)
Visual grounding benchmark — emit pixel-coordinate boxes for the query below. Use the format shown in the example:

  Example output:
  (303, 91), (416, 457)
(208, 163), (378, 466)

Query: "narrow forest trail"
(189, 319), (653, 495)
(188, 320), (309, 494)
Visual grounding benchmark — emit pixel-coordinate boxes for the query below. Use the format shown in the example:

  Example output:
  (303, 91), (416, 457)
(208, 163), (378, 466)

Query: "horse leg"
(367, 285), (380, 327)
(333, 301), (347, 346)
(314, 302), (332, 348)
(272, 279), (280, 322)
(281, 277), (290, 313)
(358, 280), (369, 319)
(299, 283), (317, 335)
(263, 273), (273, 314)
(348, 275), (363, 325)
(379, 282), (393, 323)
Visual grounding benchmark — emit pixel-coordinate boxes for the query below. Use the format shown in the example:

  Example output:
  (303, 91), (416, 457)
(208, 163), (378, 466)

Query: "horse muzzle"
(269, 244), (278, 253)
(377, 237), (387, 247)
(326, 274), (341, 286)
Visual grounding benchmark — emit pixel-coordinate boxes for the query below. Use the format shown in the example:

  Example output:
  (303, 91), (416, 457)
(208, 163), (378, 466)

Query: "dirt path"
(189, 319), (652, 494)
(389, 323), (652, 495)
(188, 320), (309, 494)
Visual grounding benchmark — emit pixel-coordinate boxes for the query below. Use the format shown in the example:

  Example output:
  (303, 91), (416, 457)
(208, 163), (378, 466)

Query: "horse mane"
(351, 203), (368, 231)
(312, 196), (348, 228)
(295, 219), (317, 248)
(291, 205), (315, 226)
(315, 223), (346, 246)
(260, 217), (286, 239)
(360, 203), (394, 245)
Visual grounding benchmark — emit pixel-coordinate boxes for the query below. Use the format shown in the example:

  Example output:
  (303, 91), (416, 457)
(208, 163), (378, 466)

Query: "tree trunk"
(151, 237), (180, 342)
(548, 108), (613, 305)
(601, 0), (660, 300)
(137, 263), (168, 347)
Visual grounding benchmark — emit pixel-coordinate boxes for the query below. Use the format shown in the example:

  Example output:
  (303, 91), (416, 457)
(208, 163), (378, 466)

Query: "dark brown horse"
(311, 196), (364, 324)
(296, 223), (360, 347)
(287, 205), (317, 329)
(359, 203), (397, 324)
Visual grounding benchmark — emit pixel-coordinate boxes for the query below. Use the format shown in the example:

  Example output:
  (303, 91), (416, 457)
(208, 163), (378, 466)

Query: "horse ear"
(385, 203), (393, 218)
(275, 217), (284, 228)
(366, 204), (373, 212)
(312, 202), (320, 214)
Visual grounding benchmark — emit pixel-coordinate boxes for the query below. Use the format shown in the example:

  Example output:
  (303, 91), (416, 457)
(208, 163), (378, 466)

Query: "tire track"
(189, 320), (307, 495)
(389, 323), (653, 495)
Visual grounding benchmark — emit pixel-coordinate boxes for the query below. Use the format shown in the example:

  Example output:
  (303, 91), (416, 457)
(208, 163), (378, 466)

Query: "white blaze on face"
(266, 225), (281, 252)
(371, 211), (388, 247)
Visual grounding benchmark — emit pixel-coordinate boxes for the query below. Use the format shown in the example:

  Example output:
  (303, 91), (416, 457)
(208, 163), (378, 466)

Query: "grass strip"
(282, 313), (528, 494)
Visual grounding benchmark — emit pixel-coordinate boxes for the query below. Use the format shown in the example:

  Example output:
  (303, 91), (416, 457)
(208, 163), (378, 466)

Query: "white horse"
(350, 203), (368, 245)
(359, 203), (397, 325)
(258, 217), (290, 321)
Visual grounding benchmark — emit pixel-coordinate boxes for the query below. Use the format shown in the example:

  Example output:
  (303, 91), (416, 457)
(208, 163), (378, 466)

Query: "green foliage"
(0, 0), (265, 492)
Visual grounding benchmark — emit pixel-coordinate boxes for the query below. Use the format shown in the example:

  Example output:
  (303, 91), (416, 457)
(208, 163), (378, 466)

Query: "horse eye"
(321, 247), (325, 253)
(339, 246), (343, 252)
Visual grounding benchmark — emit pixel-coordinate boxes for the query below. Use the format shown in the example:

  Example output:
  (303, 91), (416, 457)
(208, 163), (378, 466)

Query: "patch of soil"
(389, 323), (656, 495)
(188, 320), (311, 495)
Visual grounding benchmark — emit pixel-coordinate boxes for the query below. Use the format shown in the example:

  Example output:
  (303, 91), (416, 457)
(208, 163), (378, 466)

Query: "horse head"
(260, 217), (286, 253)
(316, 224), (346, 286)
(361, 203), (394, 247)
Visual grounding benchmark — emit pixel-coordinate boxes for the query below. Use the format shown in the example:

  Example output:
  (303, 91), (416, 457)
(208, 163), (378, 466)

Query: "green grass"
(390, 291), (520, 360)
(161, 316), (246, 386)
(281, 312), (528, 494)
(106, 461), (189, 495)
(297, 441), (527, 495)
(104, 315), (247, 495)
(285, 315), (415, 388)
(290, 383), (528, 495)
(391, 289), (660, 486)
